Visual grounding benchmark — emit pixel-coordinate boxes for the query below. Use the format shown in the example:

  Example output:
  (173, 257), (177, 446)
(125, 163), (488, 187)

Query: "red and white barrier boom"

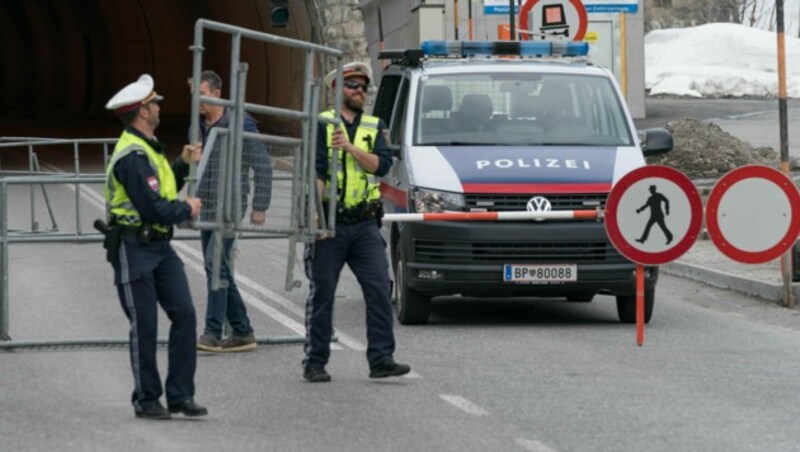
(382, 209), (601, 223)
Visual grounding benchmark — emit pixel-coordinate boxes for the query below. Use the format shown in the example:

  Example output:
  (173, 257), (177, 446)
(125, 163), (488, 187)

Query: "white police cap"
(324, 61), (372, 89)
(105, 74), (164, 114)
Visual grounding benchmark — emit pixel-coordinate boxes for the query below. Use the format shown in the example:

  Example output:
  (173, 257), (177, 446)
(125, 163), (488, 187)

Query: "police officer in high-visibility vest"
(104, 74), (208, 419)
(302, 62), (410, 382)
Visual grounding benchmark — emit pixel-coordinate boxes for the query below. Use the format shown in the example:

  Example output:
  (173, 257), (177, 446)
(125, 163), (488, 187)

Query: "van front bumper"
(397, 220), (657, 298)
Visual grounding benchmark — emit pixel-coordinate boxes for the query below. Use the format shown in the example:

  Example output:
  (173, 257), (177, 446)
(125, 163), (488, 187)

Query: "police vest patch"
(147, 175), (160, 192)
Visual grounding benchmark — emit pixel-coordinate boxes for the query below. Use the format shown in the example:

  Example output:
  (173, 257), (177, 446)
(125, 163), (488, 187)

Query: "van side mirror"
(640, 128), (673, 156)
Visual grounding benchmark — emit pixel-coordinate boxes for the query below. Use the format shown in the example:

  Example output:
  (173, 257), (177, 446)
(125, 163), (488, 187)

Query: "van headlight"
(410, 187), (465, 213)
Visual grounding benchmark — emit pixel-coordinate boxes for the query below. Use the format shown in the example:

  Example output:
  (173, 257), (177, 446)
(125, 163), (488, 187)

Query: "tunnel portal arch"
(0, 0), (368, 138)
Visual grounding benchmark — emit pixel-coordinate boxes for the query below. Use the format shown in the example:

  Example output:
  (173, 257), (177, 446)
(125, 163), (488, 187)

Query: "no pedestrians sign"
(605, 165), (703, 266)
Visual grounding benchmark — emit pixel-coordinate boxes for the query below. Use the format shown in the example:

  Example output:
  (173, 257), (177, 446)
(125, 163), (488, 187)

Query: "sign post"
(605, 166), (703, 346)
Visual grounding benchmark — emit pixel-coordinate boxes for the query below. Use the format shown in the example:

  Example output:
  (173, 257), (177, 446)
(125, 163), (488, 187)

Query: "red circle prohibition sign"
(605, 165), (703, 265)
(705, 165), (800, 264)
(519, 0), (588, 41)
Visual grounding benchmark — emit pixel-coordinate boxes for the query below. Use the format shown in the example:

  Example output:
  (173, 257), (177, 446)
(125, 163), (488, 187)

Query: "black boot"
(168, 398), (208, 417)
(369, 359), (411, 378)
(135, 401), (171, 420)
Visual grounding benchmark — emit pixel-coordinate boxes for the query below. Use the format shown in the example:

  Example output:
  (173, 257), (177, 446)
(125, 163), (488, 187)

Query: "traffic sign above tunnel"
(519, 0), (588, 41)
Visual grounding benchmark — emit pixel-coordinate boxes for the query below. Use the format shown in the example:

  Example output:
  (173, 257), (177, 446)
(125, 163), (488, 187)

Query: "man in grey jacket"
(190, 70), (273, 353)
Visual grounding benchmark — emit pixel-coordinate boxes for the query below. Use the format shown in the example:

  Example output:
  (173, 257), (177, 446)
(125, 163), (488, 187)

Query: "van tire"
(616, 288), (655, 324)
(394, 243), (431, 325)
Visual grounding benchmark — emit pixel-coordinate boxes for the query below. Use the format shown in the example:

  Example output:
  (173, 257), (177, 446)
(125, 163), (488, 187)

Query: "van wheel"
(616, 288), (655, 324)
(394, 243), (430, 325)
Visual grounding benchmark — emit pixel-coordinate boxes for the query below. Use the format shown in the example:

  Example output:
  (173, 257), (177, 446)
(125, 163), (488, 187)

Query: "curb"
(662, 260), (799, 305)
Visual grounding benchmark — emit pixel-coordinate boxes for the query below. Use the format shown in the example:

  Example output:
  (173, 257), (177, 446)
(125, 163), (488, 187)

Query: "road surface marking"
(170, 241), (366, 351)
(438, 395), (489, 416)
(515, 438), (560, 452)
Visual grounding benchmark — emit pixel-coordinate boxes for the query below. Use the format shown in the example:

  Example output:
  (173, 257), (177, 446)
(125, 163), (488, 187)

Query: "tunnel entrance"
(0, 0), (320, 151)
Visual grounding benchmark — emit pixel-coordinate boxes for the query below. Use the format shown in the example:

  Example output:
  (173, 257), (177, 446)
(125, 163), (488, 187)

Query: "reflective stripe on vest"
(104, 130), (178, 233)
(319, 110), (381, 208)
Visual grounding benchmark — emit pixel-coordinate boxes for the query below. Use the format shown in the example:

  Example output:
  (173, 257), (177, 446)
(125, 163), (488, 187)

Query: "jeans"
(200, 231), (253, 339)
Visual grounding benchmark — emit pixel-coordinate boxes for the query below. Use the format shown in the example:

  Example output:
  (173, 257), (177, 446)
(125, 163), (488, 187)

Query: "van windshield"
(415, 73), (633, 147)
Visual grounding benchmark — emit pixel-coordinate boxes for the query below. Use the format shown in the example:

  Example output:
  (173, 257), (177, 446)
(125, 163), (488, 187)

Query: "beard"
(344, 95), (364, 113)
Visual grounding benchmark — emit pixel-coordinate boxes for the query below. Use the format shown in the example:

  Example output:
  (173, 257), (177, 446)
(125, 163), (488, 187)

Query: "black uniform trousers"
(114, 236), (197, 414)
(303, 220), (395, 370)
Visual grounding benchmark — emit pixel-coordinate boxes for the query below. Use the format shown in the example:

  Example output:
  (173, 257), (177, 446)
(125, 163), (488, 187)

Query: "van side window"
(390, 78), (410, 144)
(373, 75), (402, 126)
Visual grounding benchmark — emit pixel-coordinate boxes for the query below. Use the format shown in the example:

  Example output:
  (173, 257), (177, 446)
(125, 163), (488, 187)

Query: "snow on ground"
(645, 22), (800, 98)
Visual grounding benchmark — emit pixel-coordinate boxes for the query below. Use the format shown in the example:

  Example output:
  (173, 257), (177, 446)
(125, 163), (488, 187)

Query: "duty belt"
(336, 201), (384, 225)
(120, 225), (172, 242)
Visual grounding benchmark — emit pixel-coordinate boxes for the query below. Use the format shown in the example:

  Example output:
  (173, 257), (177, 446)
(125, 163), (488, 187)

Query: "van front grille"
(414, 239), (627, 264)
(465, 193), (607, 212)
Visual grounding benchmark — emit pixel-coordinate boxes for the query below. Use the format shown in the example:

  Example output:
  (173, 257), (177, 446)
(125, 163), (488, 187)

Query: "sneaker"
(303, 367), (331, 382)
(220, 332), (257, 352)
(135, 401), (171, 420)
(369, 359), (411, 379)
(197, 334), (223, 352)
(168, 398), (208, 417)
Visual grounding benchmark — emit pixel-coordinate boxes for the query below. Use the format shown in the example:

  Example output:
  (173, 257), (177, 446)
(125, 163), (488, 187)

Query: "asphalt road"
(2, 99), (800, 451)
(4, 235), (800, 452)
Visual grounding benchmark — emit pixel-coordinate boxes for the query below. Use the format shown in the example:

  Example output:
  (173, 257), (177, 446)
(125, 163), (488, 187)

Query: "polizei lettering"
(476, 158), (592, 170)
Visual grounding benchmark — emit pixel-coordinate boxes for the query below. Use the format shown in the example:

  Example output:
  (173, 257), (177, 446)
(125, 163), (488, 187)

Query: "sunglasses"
(343, 80), (369, 92)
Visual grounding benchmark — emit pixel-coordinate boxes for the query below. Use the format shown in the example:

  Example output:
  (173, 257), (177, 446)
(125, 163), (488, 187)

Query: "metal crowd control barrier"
(0, 137), (113, 346)
(187, 18), (345, 294)
(0, 138), (311, 349)
(0, 19), (348, 349)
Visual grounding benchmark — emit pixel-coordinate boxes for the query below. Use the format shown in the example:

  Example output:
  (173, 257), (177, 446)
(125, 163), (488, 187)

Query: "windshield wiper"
(422, 141), (485, 146)
(535, 142), (589, 146)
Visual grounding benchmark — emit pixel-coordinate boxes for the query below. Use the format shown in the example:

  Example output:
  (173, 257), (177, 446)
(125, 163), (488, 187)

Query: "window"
(390, 78), (410, 145)
(372, 75), (402, 127)
(414, 72), (632, 147)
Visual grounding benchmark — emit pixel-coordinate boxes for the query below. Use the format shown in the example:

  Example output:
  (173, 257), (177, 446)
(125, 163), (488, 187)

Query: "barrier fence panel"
(188, 19), (345, 294)
(0, 137), (114, 346)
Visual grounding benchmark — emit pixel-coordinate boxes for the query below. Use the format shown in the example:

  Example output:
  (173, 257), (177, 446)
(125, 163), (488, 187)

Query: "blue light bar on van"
(420, 40), (589, 57)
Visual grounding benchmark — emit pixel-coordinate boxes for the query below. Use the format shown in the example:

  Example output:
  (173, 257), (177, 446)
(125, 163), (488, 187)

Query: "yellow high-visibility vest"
(104, 129), (178, 233)
(320, 110), (381, 208)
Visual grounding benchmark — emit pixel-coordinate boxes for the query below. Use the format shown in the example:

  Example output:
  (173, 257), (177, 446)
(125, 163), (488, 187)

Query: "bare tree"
(646, 0), (797, 36)
(748, 0), (758, 27)
(768, 2), (776, 31)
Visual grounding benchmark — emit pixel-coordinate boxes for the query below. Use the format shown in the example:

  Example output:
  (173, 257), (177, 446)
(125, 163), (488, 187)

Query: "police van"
(373, 40), (673, 324)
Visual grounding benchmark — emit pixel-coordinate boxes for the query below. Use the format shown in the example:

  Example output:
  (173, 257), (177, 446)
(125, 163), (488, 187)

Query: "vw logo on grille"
(526, 196), (552, 213)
